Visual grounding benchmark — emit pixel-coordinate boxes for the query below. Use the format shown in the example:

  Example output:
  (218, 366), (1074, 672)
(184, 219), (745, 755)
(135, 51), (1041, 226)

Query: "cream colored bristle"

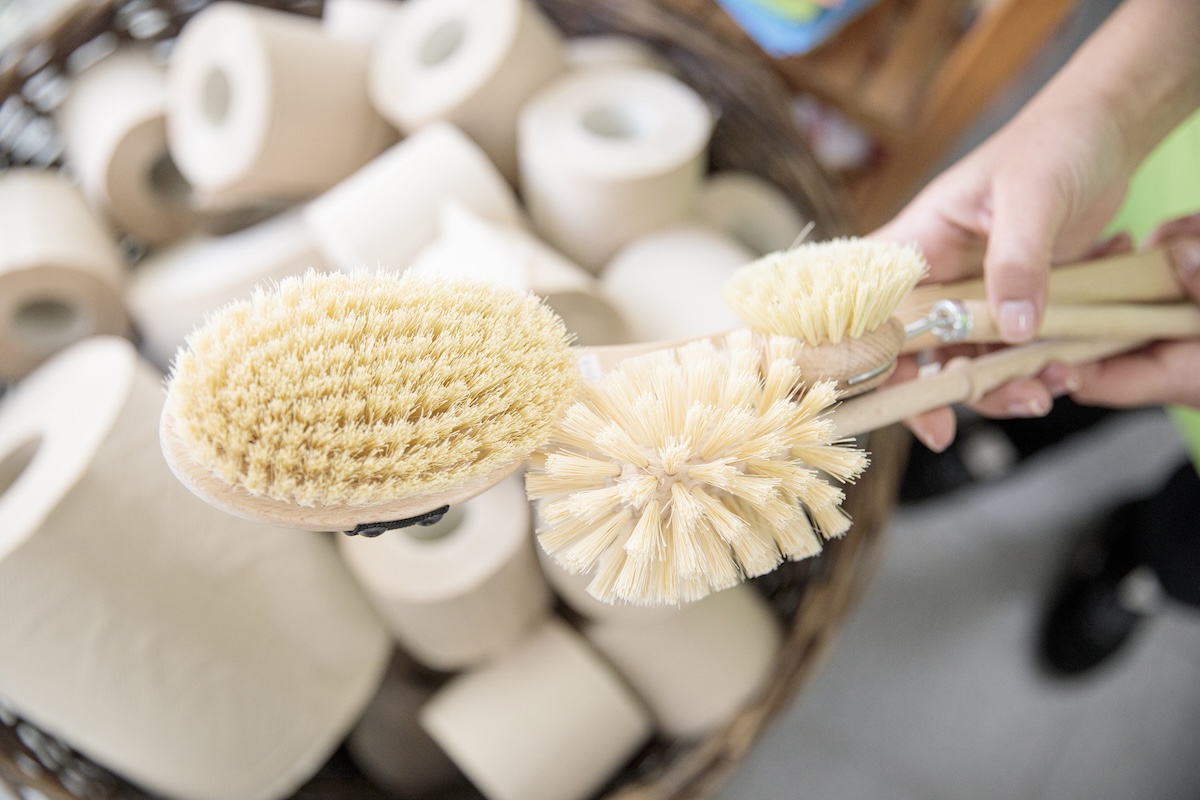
(166, 270), (578, 508)
(526, 332), (867, 606)
(722, 238), (928, 345)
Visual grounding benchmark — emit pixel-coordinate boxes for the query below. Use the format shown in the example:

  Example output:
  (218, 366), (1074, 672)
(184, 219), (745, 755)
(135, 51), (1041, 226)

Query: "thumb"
(981, 174), (1066, 343)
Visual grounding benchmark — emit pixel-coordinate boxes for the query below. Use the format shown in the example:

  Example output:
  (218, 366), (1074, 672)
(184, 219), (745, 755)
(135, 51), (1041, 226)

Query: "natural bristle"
(722, 237), (928, 344)
(166, 270), (578, 508)
(526, 331), (868, 607)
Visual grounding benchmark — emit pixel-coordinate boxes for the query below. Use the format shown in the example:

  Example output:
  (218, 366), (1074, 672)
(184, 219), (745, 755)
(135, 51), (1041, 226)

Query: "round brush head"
(526, 330), (868, 607)
(163, 270), (578, 525)
(722, 238), (928, 345)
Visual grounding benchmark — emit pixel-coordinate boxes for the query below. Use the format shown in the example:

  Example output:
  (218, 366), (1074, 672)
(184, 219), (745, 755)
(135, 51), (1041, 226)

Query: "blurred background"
(1, 1), (1197, 799)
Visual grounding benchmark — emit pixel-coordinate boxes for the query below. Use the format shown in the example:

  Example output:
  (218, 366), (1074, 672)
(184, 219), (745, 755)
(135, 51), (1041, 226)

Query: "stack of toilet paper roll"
(0, 337), (390, 800)
(0, 2), (821, 798)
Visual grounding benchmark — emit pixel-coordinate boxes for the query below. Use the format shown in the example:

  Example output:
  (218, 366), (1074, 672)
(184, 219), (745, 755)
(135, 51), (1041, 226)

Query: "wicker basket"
(0, 1), (910, 798)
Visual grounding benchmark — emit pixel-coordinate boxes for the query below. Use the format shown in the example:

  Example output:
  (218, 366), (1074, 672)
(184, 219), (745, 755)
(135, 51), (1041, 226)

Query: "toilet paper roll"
(0, 336), (390, 800)
(127, 209), (327, 371)
(322, 0), (399, 43)
(420, 617), (652, 800)
(303, 122), (524, 272)
(347, 650), (466, 799)
(166, 2), (394, 208)
(583, 584), (782, 739)
(369, 0), (567, 182)
(408, 202), (629, 346)
(696, 170), (810, 256)
(56, 46), (200, 246)
(338, 472), (552, 671)
(0, 170), (129, 382)
(564, 35), (676, 74)
(518, 66), (713, 272)
(598, 224), (754, 342)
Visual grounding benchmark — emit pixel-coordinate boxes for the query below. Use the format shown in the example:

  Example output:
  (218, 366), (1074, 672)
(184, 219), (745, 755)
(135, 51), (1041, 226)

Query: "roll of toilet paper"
(421, 617), (652, 800)
(322, 0), (399, 43)
(127, 210), (327, 371)
(598, 224), (754, 342)
(564, 35), (676, 74)
(303, 122), (524, 272)
(518, 66), (713, 272)
(0, 169), (129, 382)
(584, 584), (782, 739)
(338, 472), (552, 671)
(166, 2), (394, 208)
(56, 46), (199, 246)
(408, 202), (629, 346)
(369, 0), (567, 182)
(0, 336), (390, 800)
(347, 651), (466, 799)
(696, 170), (810, 256)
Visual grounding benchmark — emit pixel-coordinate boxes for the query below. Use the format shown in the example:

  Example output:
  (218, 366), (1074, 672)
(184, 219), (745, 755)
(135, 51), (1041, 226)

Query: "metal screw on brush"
(846, 300), (974, 387)
(904, 299), (973, 344)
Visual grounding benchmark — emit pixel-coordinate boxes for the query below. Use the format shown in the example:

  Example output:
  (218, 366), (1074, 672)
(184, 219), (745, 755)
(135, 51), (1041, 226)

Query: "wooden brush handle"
(901, 248), (1181, 311)
(901, 301), (1200, 353)
(829, 337), (1146, 438)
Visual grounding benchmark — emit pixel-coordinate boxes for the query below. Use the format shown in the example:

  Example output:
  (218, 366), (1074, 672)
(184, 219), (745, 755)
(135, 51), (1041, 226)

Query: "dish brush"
(160, 269), (579, 533)
(526, 329), (868, 607)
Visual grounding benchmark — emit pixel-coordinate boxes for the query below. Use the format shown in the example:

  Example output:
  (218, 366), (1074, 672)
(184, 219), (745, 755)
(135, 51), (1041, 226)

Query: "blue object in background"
(715, 0), (880, 57)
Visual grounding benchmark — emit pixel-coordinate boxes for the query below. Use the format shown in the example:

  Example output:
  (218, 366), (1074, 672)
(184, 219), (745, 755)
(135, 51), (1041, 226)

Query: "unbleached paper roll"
(127, 210), (327, 371)
(420, 617), (652, 800)
(166, 2), (394, 208)
(0, 336), (390, 800)
(347, 650), (466, 799)
(564, 35), (676, 74)
(303, 122), (524, 272)
(598, 224), (754, 342)
(408, 202), (629, 346)
(584, 584), (782, 739)
(0, 170), (129, 381)
(56, 46), (200, 246)
(696, 170), (809, 256)
(338, 472), (552, 671)
(369, 0), (567, 182)
(518, 66), (713, 272)
(322, 0), (399, 43)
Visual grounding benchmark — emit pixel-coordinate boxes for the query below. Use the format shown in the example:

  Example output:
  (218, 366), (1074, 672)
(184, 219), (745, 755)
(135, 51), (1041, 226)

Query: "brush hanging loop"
(344, 505), (452, 537)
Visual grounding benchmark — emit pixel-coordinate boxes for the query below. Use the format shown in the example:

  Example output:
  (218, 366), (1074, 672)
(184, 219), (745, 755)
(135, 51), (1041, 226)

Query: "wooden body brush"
(160, 270), (579, 533)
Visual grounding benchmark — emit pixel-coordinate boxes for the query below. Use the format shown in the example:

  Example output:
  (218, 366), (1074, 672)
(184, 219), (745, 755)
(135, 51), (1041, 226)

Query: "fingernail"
(998, 300), (1037, 343)
(1170, 239), (1200, 284)
(909, 421), (948, 453)
(1042, 364), (1080, 397)
(1007, 396), (1050, 417)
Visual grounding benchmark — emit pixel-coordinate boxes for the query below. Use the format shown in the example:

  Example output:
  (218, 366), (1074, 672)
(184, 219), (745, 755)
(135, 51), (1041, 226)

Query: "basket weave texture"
(0, 1), (909, 798)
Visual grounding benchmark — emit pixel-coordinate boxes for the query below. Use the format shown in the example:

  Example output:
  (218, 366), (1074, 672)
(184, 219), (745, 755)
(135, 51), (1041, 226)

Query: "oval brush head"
(722, 238), (928, 394)
(526, 330), (868, 607)
(161, 270), (579, 530)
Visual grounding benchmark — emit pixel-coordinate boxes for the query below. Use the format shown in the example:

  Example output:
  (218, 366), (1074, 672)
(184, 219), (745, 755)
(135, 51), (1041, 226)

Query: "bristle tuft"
(526, 332), (865, 606)
(166, 270), (578, 508)
(723, 238), (928, 344)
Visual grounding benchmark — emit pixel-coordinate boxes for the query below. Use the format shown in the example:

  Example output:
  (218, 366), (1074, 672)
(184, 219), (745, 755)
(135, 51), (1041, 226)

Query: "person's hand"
(1049, 213), (1200, 410)
(870, 103), (1137, 451)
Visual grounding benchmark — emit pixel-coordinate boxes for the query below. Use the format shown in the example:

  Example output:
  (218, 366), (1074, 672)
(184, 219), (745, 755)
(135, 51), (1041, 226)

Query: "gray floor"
(719, 408), (1200, 799)
(722, 2), (1200, 797)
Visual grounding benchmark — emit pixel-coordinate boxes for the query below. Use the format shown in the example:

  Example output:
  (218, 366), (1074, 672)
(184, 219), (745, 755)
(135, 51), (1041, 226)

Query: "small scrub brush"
(722, 238), (928, 395)
(526, 329), (868, 607)
(161, 270), (579, 532)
